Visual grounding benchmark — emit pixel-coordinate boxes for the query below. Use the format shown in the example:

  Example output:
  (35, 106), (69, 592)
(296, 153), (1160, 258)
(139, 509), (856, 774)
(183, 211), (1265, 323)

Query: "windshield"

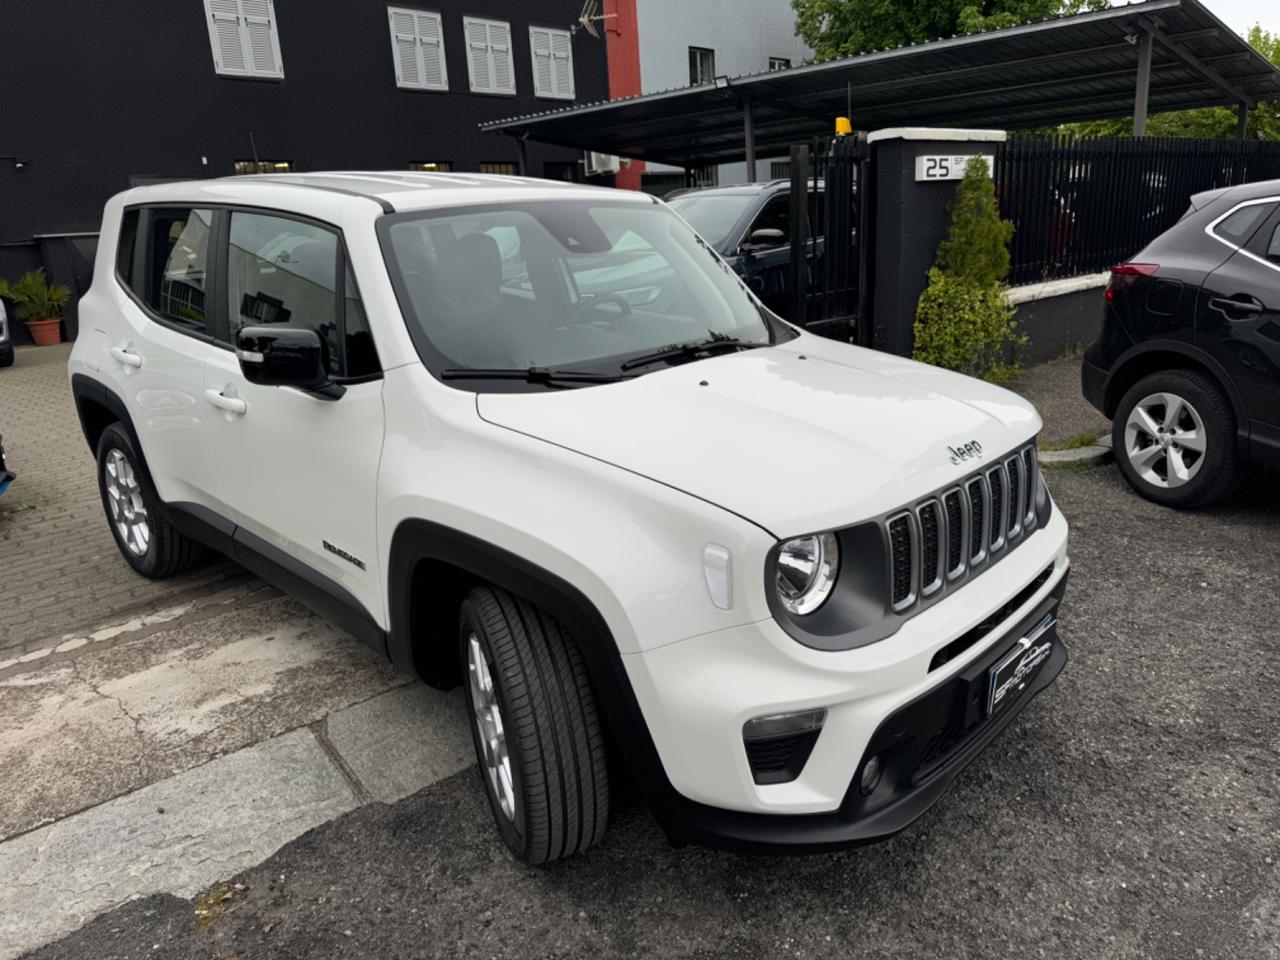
(666, 193), (756, 249)
(380, 199), (785, 379)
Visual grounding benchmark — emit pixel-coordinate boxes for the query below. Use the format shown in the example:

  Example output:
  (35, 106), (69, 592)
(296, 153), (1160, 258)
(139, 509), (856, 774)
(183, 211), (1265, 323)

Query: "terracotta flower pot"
(25, 318), (63, 346)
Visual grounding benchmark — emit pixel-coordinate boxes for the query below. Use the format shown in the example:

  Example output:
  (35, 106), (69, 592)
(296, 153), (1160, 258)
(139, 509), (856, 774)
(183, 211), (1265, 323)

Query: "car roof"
(1192, 177), (1280, 210)
(670, 180), (791, 199)
(1222, 178), (1280, 202)
(118, 171), (650, 215)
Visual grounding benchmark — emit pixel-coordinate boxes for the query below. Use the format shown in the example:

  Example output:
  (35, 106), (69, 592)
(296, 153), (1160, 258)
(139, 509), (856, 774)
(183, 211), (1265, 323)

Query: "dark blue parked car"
(667, 181), (800, 318)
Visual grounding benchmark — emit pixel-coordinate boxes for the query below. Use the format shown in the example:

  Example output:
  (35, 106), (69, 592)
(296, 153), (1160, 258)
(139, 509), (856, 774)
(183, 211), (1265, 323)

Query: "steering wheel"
(572, 293), (633, 324)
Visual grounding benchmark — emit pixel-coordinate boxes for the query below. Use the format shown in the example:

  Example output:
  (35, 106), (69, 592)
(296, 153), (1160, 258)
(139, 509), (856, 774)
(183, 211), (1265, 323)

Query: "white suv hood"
(476, 337), (1042, 536)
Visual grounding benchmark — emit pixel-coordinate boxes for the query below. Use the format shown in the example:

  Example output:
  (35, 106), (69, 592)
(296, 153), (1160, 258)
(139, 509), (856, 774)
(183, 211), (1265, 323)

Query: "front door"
(1197, 203), (1280, 432)
(201, 209), (386, 624)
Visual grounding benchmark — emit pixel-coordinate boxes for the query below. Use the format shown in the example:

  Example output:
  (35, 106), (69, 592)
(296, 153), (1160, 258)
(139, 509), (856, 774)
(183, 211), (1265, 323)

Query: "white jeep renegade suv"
(69, 173), (1069, 863)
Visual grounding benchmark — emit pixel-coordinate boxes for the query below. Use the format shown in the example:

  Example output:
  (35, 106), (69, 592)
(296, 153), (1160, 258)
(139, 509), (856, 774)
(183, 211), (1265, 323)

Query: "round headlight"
(775, 532), (840, 615)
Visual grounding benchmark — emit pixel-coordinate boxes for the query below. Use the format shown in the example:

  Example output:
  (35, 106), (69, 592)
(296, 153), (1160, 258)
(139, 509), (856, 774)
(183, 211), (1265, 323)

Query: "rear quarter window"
(1212, 203), (1275, 246)
(116, 210), (139, 286)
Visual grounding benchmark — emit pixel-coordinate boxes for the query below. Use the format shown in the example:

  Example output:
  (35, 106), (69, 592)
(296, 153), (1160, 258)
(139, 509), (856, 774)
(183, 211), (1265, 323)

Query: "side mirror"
(741, 227), (786, 253)
(236, 326), (345, 400)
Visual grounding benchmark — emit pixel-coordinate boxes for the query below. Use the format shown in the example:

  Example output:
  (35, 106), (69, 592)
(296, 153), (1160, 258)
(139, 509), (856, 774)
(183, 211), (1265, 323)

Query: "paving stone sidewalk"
(0, 344), (239, 655)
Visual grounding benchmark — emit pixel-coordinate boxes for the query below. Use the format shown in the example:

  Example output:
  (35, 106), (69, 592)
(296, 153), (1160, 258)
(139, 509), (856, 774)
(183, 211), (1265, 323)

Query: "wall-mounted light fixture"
(0, 155), (28, 170)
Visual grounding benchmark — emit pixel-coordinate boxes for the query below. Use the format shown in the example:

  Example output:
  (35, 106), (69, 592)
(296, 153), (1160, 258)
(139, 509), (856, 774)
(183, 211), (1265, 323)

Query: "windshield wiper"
(441, 366), (630, 387)
(619, 336), (765, 372)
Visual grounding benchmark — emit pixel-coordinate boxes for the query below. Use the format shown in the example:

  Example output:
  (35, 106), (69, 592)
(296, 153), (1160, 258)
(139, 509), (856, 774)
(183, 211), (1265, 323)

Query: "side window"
(1213, 203), (1274, 246)
(226, 211), (379, 379)
(1242, 208), (1280, 267)
(116, 210), (139, 286)
(343, 263), (381, 379)
(745, 196), (790, 250)
(142, 208), (214, 334)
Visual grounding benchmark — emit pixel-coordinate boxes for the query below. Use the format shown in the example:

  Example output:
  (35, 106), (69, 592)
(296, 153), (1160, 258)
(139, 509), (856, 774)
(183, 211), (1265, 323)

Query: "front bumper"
(622, 508), (1070, 853)
(669, 576), (1065, 853)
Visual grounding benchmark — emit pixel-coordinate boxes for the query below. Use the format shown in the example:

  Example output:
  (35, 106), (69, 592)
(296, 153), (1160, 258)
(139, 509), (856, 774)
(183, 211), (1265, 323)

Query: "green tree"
(913, 157), (1022, 383)
(1059, 26), (1280, 141)
(792, 0), (1107, 61)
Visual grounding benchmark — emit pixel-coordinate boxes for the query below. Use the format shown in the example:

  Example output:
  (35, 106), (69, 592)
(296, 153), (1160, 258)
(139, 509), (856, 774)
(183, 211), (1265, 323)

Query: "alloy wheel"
(468, 633), (516, 822)
(104, 448), (150, 556)
(1123, 391), (1207, 489)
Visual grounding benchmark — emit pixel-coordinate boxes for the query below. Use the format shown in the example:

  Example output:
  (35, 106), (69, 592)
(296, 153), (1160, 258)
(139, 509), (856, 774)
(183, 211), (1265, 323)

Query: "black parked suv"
(1083, 178), (1280, 508)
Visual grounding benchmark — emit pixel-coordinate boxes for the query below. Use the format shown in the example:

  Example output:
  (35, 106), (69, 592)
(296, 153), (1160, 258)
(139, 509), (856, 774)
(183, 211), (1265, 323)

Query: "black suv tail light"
(1105, 262), (1159, 301)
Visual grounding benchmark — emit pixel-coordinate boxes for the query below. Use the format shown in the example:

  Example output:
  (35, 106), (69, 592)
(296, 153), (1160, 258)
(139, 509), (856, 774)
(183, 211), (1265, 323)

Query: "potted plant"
(0, 269), (71, 346)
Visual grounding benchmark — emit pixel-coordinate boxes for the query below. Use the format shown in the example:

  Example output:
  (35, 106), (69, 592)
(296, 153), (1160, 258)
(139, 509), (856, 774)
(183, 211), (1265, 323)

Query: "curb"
(1040, 441), (1113, 466)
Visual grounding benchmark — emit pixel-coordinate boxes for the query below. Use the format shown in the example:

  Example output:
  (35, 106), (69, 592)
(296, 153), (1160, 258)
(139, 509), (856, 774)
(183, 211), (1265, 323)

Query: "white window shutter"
(239, 0), (283, 77)
(487, 21), (514, 94)
(389, 8), (446, 91)
(206, 0), (247, 74)
(465, 18), (491, 92)
(530, 28), (553, 97)
(205, 0), (282, 78)
(389, 9), (421, 88)
(550, 30), (573, 99)
(416, 12), (447, 90)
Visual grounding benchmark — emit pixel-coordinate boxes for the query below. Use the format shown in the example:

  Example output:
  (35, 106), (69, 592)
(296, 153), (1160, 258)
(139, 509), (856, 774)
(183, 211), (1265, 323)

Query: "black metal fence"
(995, 136), (1280, 287)
(787, 133), (872, 343)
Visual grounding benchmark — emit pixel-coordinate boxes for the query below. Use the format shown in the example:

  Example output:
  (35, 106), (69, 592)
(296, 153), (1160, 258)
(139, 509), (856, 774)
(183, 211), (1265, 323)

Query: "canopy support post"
(1133, 29), (1153, 136)
(742, 97), (757, 182)
(516, 134), (530, 176)
(1237, 101), (1249, 139)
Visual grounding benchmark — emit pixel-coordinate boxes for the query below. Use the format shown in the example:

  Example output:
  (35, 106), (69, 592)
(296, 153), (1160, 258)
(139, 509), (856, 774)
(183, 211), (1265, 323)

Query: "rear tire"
(1112, 369), (1240, 509)
(96, 423), (203, 578)
(458, 586), (609, 864)
(0, 344), (13, 368)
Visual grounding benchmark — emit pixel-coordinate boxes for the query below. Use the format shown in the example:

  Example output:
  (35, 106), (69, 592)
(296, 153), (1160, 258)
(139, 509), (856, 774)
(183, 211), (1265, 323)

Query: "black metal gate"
(787, 132), (873, 345)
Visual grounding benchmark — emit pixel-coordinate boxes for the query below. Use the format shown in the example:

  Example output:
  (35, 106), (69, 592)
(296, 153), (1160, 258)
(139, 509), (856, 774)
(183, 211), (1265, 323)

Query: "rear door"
(201, 208), (387, 624)
(1197, 199), (1280, 429)
(111, 206), (217, 505)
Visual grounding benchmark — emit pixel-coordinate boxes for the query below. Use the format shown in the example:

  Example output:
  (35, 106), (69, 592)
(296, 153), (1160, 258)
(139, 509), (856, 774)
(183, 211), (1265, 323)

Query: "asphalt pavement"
(22, 463), (1280, 960)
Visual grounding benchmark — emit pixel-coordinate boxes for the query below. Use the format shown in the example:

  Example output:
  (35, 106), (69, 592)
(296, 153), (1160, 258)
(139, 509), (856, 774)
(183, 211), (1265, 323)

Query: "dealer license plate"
(987, 615), (1057, 716)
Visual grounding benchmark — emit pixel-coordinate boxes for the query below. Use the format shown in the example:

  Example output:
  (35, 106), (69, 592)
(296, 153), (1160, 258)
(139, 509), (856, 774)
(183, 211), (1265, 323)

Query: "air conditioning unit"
(585, 151), (620, 176)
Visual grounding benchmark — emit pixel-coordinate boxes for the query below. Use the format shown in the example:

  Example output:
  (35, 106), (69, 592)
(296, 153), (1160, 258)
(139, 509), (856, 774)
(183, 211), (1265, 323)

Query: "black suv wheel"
(458, 586), (609, 864)
(96, 423), (203, 577)
(1112, 369), (1241, 509)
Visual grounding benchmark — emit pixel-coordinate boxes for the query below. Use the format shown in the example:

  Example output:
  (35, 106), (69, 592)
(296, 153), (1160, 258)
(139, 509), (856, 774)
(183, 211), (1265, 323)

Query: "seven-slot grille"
(887, 444), (1040, 615)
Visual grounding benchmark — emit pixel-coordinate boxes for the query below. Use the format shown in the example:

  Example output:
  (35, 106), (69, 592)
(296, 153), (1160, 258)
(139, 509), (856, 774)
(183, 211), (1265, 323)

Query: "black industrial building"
(0, 0), (610, 340)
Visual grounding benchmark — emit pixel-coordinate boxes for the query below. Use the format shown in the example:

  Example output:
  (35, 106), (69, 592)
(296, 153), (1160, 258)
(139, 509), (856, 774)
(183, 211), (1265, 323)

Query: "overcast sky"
(1192, 0), (1279, 36)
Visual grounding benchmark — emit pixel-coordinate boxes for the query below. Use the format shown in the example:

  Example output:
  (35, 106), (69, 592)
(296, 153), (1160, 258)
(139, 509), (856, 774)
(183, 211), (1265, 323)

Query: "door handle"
(204, 389), (248, 416)
(1209, 295), (1265, 317)
(109, 346), (143, 368)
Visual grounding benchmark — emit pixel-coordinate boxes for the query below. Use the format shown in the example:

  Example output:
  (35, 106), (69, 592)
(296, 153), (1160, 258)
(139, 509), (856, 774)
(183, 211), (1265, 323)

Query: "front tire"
(96, 423), (203, 578)
(1112, 369), (1240, 509)
(458, 586), (609, 864)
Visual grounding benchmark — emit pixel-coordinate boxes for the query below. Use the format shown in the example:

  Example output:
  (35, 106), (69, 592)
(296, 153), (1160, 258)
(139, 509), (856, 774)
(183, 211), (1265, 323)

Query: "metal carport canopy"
(480, 0), (1280, 168)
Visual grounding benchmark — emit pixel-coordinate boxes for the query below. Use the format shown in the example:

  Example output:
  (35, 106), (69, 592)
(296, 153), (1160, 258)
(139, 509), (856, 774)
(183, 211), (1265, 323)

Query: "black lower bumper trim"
(660, 570), (1068, 854)
(1081, 359), (1108, 414)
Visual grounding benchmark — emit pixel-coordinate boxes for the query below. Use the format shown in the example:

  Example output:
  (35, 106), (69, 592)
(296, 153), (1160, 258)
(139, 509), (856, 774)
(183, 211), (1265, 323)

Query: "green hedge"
(912, 156), (1022, 383)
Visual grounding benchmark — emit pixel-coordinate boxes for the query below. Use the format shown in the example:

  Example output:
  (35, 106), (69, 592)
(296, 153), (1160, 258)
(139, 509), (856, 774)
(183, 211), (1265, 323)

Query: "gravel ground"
(1009, 352), (1113, 449)
(25, 464), (1280, 960)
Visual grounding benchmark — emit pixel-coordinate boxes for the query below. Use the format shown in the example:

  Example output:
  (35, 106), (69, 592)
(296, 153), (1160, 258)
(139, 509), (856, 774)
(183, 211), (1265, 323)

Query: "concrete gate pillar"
(866, 127), (1007, 357)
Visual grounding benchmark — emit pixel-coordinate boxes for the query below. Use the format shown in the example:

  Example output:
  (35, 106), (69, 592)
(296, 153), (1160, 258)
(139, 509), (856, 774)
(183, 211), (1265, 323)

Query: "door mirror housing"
(236, 326), (345, 399)
(741, 227), (786, 254)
